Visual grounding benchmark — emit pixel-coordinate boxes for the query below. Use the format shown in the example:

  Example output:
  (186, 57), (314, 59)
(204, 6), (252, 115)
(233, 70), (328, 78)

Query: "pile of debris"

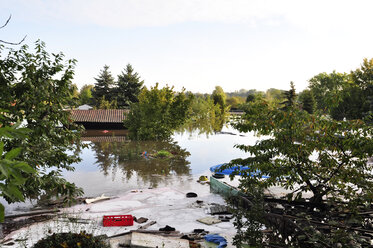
(1, 186), (235, 247)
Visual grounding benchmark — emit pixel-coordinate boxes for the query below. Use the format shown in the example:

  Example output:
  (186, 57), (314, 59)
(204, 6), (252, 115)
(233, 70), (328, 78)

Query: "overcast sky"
(1, 0), (373, 93)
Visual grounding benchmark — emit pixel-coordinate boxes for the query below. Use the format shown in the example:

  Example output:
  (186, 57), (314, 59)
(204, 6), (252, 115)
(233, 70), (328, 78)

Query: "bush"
(155, 150), (172, 158)
(33, 232), (110, 248)
(124, 83), (193, 141)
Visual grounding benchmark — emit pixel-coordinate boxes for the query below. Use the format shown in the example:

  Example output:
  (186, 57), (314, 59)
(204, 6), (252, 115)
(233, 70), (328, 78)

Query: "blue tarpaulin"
(204, 234), (227, 248)
(210, 163), (248, 175)
(210, 163), (269, 178)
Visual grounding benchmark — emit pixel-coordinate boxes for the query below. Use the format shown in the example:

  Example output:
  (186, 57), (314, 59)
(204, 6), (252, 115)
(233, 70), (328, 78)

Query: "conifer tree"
(92, 65), (115, 106)
(281, 81), (297, 110)
(299, 89), (316, 114)
(116, 64), (144, 108)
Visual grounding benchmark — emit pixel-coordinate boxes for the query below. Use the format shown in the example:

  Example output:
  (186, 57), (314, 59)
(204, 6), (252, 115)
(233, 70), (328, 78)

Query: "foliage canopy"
(0, 124), (35, 221)
(0, 40), (84, 208)
(298, 89), (316, 114)
(180, 95), (227, 135)
(230, 100), (373, 246)
(232, 101), (373, 205)
(79, 84), (94, 106)
(308, 59), (373, 121)
(33, 231), (110, 248)
(212, 86), (229, 115)
(124, 83), (193, 141)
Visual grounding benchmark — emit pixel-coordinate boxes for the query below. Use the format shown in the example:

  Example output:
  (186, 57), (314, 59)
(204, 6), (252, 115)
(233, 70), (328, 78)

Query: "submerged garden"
(1, 31), (373, 247)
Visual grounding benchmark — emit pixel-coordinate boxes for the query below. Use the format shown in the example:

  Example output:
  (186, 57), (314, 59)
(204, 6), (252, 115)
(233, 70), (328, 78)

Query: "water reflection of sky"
(174, 127), (256, 174)
(2, 126), (259, 213)
(62, 126), (259, 197)
(71, 142), (97, 172)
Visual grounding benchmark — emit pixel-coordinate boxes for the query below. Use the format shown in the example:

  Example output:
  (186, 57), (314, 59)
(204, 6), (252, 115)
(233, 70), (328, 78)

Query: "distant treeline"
(72, 58), (372, 122)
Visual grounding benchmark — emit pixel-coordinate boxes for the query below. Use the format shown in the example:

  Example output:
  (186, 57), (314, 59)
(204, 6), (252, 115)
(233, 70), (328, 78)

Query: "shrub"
(155, 150), (172, 158)
(33, 232), (110, 248)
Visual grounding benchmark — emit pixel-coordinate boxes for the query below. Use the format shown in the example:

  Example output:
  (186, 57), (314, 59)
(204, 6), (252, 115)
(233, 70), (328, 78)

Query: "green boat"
(210, 176), (244, 198)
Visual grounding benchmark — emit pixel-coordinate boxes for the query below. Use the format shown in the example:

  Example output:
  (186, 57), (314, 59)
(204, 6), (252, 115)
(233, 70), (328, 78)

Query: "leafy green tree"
(233, 101), (373, 205)
(92, 65), (115, 107)
(308, 59), (373, 120)
(0, 124), (35, 221)
(231, 100), (373, 246)
(212, 86), (228, 113)
(98, 96), (117, 109)
(308, 71), (349, 114)
(330, 86), (364, 120)
(79, 84), (94, 106)
(350, 58), (373, 120)
(281, 81), (297, 110)
(67, 83), (80, 108)
(298, 89), (316, 114)
(0, 40), (84, 205)
(115, 64), (144, 108)
(265, 88), (285, 108)
(364, 84), (373, 123)
(246, 92), (264, 103)
(245, 94), (255, 103)
(124, 83), (193, 141)
(226, 96), (244, 110)
(351, 58), (373, 90)
(180, 95), (226, 134)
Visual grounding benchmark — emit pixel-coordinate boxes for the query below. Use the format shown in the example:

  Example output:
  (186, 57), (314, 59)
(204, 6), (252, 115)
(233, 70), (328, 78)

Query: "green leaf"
(0, 142), (3, 156)
(10, 171), (27, 185)
(5, 147), (22, 160)
(6, 185), (24, 201)
(0, 162), (10, 178)
(0, 204), (4, 222)
(13, 162), (36, 174)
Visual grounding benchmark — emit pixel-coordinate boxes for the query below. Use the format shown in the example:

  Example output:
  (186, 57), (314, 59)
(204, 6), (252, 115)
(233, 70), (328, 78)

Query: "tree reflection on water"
(177, 112), (229, 137)
(82, 111), (230, 188)
(89, 136), (191, 188)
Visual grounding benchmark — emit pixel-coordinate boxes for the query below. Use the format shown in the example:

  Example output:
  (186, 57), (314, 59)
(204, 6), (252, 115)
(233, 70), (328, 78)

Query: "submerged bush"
(33, 232), (110, 248)
(124, 83), (193, 141)
(155, 150), (172, 158)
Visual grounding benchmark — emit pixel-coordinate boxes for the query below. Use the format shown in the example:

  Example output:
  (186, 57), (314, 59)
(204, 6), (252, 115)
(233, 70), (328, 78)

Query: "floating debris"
(85, 194), (111, 204)
(135, 217), (148, 224)
(159, 225), (176, 232)
(210, 205), (232, 215)
(197, 217), (221, 225)
(186, 192), (198, 198)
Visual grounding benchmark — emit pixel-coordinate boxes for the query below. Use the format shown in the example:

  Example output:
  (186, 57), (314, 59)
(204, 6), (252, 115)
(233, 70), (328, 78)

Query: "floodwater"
(62, 125), (258, 197)
(2, 124), (259, 214)
(3, 124), (261, 247)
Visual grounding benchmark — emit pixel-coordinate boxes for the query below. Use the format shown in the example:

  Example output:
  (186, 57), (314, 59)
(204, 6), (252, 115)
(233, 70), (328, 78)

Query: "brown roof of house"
(81, 136), (127, 142)
(69, 109), (129, 123)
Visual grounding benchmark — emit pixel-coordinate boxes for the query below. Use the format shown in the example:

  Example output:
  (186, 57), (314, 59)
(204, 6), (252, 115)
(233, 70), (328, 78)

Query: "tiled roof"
(69, 109), (129, 123)
(81, 136), (127, 142)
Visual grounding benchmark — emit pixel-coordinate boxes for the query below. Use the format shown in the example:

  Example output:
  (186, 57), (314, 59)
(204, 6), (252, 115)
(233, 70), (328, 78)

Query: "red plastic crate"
(103, 215), (134, 227)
